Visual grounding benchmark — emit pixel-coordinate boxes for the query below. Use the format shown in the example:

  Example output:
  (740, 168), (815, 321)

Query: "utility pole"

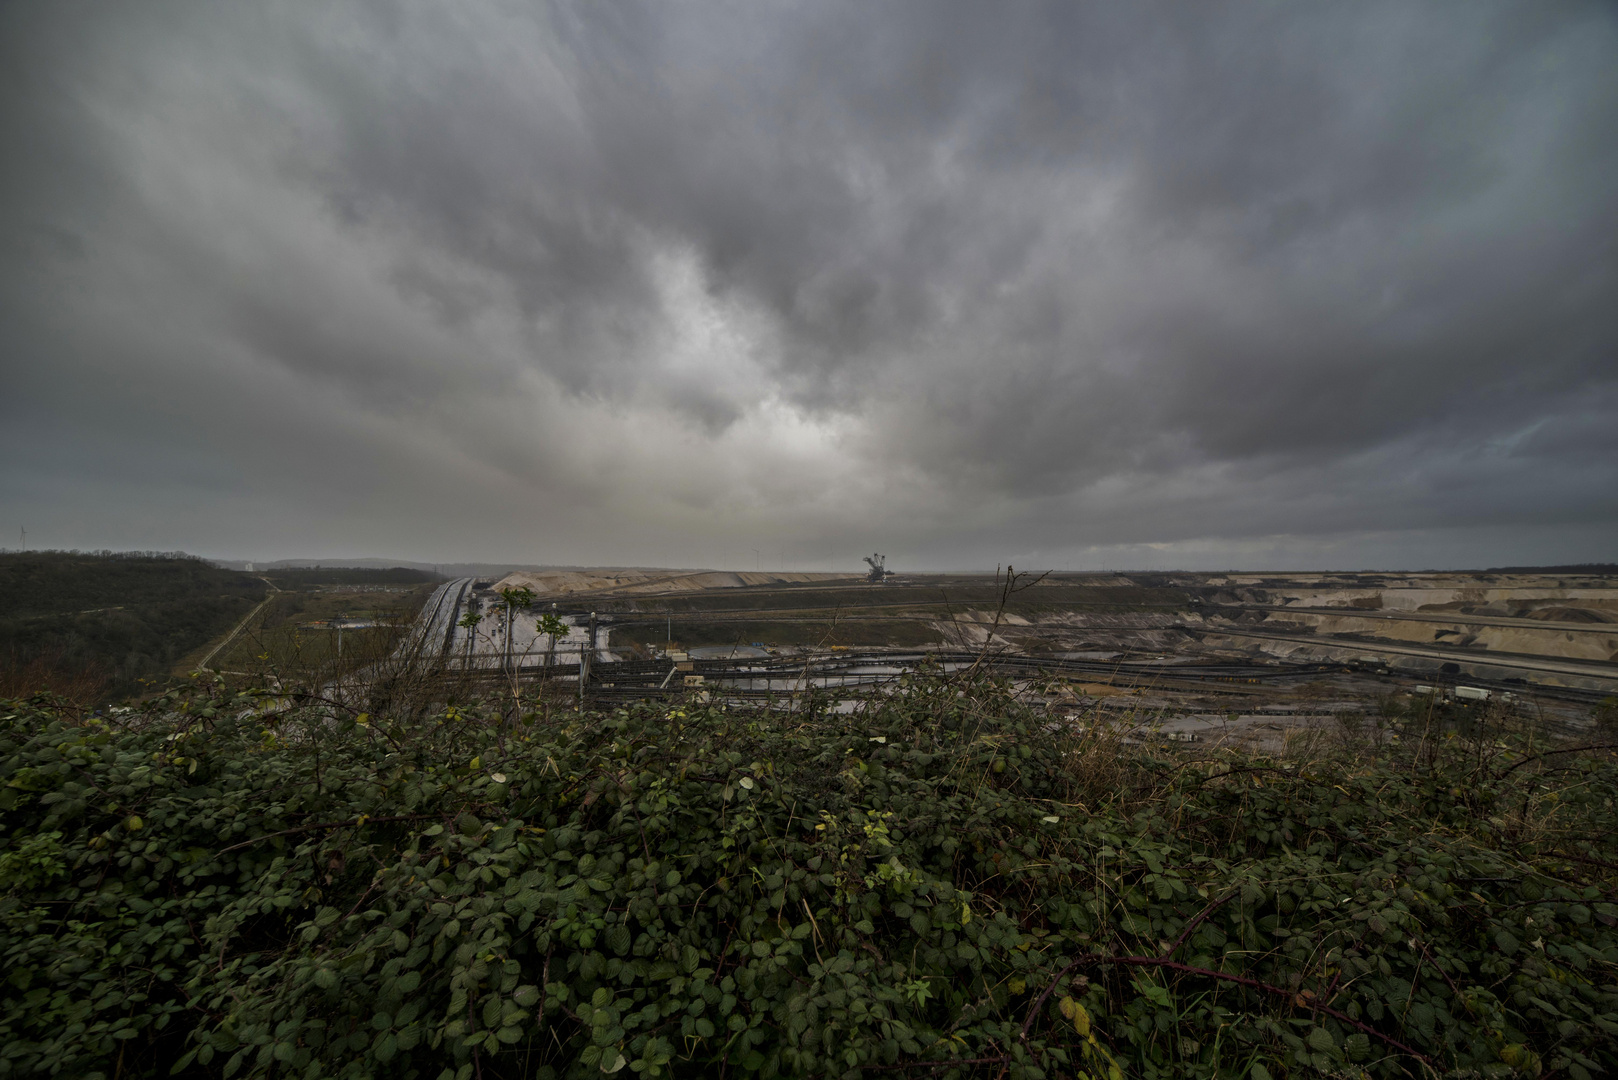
(588, 613), (598, 684)
(578, 611), (597, 712)
(545, 602), (559, 677)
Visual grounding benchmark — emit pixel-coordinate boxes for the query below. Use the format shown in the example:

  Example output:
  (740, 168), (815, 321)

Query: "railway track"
(431, 650), (1329, 697)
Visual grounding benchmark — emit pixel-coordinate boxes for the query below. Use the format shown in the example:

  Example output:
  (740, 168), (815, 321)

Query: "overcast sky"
(2, 1), (1615, 571)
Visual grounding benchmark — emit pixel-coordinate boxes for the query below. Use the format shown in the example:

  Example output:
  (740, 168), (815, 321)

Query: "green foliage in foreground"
(2, 680), (1616, 1080)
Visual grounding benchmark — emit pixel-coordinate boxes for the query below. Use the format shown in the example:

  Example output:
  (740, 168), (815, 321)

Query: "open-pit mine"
(405, 566), (1617, 744)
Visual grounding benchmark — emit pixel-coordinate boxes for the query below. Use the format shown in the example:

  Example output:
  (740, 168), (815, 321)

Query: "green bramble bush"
(1, 675), (1616, 1079)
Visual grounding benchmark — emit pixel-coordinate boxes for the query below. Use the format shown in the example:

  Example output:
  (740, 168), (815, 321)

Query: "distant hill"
(0, 550), (266, 704)
(211, 556), (451, 572)
(258, 566), (441, 588)
(213, 557), (710, 579)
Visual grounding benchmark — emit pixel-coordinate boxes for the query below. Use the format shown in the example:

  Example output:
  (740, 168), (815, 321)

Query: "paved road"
(393, 577), (474, 665)
(1224, 604), (1617, 633)
(197, 589), (279, 670)
(1200, 625), (1618, 684)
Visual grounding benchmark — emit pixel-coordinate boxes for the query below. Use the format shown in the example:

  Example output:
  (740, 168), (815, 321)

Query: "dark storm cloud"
(1, 0), (1614, 567)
